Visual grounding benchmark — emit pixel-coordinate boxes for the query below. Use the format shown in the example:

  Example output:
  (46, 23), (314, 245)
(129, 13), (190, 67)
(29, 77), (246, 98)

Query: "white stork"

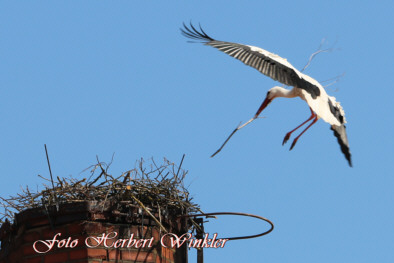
(181, 23), (352, 167)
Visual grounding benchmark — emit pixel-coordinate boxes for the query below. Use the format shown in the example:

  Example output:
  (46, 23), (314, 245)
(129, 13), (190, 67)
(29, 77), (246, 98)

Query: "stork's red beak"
(254, 97), (272, 118)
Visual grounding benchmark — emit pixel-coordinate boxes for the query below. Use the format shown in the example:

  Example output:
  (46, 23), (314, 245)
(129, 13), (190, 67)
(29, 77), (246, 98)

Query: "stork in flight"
(181, 23), (352, 167)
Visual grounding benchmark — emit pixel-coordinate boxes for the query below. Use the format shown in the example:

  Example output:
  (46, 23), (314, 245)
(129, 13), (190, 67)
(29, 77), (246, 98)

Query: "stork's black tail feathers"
(180, 22), (214, 42)
(331, 125), (352, 167)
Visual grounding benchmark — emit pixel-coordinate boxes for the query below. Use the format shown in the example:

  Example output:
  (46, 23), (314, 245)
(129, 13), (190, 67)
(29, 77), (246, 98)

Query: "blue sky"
(1, 1), (393, 262)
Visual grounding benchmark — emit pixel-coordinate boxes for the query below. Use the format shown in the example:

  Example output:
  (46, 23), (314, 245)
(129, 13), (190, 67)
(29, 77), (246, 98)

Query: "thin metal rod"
(196, 218), (204, 263)
(179, 212), (274, 241)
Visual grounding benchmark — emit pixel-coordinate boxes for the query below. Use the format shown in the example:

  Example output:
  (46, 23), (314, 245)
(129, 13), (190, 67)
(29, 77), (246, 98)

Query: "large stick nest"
(0, 157), (201, 227)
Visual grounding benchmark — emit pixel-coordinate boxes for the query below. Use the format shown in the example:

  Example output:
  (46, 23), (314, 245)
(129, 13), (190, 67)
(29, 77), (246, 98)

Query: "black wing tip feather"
(331, 125), (352, 167)
(180, 22), (214, 42)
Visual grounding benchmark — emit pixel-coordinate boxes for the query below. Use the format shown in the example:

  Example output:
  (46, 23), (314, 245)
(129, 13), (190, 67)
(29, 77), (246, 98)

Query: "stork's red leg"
(283, 107), (315, 145)
(289, 116), (318, 150)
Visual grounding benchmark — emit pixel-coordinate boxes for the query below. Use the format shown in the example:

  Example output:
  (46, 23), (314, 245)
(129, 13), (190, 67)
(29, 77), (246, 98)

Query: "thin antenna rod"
(44, 144), (55, 190)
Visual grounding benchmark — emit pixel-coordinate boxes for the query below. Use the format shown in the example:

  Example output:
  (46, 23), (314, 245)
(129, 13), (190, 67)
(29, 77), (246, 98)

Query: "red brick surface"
(0, 202), (185, 263)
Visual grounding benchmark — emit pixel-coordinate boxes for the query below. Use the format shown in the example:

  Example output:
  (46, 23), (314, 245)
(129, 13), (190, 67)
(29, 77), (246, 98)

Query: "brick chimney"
(0, 201), (188, 263)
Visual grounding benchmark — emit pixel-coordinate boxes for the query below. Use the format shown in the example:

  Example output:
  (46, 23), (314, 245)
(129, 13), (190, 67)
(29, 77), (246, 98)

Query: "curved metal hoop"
(179, 212), (274, 241)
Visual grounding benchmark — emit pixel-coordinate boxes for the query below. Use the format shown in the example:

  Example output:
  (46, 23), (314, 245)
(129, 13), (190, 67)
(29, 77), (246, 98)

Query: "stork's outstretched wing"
(331, 125), (352, 167)
(181, 23), (321, 99)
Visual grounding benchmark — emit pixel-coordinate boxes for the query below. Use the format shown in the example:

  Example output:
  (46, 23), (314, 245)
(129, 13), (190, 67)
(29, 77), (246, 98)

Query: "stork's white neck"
(269, 86), (298, 99)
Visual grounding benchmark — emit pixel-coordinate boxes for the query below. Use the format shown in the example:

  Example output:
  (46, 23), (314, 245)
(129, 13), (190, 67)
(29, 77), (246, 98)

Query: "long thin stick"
(211, 117), (260, 157)
(301, 38), (336, 72)
(44, 144), (55, 191)
(176, 154), (186, 178)
(130, 194), (168, 233)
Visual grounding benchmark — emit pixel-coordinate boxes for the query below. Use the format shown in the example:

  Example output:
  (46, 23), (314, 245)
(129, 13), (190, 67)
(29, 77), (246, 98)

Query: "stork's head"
(254, 86), (294, 118)
(263, 86), (285, 106)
